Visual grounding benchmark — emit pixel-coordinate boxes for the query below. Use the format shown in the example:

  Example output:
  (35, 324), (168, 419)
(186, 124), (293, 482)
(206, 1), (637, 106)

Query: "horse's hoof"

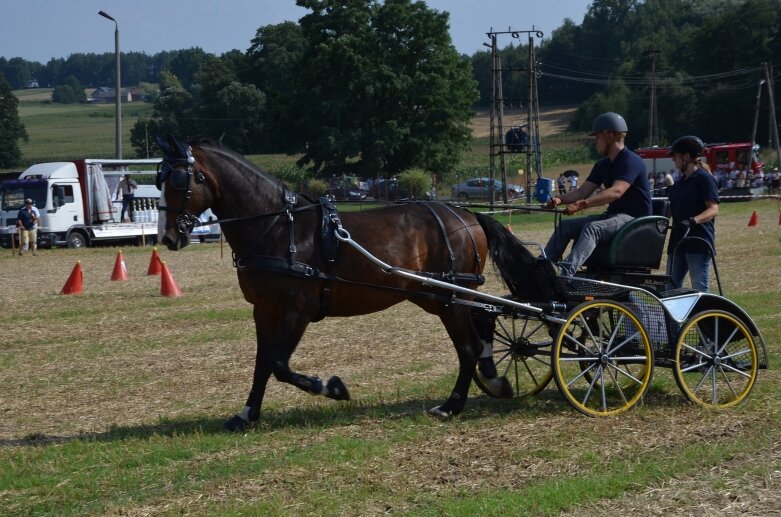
(326, 376), (350, 401)
(476, 373), (514, 399)
(426, 405), (453, 419)
(224, 415), (248, 433)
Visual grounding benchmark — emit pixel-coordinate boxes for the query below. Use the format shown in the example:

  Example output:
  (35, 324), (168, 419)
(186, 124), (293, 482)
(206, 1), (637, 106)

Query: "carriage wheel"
(673, 310), (758, 408)
(553, 301), (654, 417)
(473, 312), (554, 398)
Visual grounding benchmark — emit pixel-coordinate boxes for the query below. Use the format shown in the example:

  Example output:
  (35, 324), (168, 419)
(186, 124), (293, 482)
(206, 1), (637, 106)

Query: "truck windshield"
(0, 181), (48, 211)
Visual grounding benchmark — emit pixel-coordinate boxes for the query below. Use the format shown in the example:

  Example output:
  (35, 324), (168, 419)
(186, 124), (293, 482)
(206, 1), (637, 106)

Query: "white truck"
(0, 158), (167, 248)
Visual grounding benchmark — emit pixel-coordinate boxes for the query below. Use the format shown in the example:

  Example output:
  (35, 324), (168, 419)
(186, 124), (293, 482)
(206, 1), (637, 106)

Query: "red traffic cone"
(160, 261), (182, 297)
(61, 261), (83, 295)
(748, 210), (759, 227)
(147, 247), (162, 275)
(111, 250), (129, 281)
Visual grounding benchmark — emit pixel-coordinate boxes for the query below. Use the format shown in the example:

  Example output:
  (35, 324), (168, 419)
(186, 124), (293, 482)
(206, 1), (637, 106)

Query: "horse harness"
(158, 152), (484, 320)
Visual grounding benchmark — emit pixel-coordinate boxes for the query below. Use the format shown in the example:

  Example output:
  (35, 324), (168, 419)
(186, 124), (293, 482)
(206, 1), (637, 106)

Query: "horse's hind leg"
(472, 309), (498, 379)
(472, 309), (513, 398)
(427, 308), (483, 418)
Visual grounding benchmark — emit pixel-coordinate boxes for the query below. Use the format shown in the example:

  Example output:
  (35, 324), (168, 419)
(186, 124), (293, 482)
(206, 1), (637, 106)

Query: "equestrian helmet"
(589, 112), (628, 135)
(668, 135), (705, 157)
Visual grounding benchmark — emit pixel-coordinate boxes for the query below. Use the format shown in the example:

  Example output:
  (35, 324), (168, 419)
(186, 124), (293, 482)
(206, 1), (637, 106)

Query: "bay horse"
(156, 135), (558, 431)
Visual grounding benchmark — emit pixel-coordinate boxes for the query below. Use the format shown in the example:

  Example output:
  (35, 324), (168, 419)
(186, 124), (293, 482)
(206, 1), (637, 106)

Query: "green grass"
(11, 89), (155, 166)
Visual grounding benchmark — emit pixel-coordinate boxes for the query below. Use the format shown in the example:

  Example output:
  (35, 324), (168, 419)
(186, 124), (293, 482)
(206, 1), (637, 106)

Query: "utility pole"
(487, 33), (505, 205)
(486, 28), (543, 207)
(749, 69), (765, 172)
(646, 49), (660, 146)
(763, 62), (781, 171)
(99, 11), (121, 159)
(526, 35), (543, 204)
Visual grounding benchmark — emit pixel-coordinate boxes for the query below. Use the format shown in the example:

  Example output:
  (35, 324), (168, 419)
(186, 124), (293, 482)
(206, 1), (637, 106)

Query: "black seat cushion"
(584, 199), (670, 271)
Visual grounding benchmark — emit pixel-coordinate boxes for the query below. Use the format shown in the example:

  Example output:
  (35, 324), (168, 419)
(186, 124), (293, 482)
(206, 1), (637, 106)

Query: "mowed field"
(0, 199), (779, 515)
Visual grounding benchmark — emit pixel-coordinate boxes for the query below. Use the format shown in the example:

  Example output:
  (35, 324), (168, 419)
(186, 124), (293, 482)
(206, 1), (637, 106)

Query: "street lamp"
(99, 10), (121, 159)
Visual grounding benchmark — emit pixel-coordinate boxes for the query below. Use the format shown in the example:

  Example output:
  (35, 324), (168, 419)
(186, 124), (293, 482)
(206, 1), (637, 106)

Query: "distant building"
(88, 86), (144, 103)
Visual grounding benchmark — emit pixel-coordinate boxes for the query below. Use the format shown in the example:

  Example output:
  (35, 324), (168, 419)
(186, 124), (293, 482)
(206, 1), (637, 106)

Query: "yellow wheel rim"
(673, 310), (758, 408)
(553, 301), (654, 417)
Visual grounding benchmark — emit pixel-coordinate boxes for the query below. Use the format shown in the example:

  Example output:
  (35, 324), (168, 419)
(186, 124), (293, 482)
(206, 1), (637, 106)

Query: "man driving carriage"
(543, 112), (652, 276)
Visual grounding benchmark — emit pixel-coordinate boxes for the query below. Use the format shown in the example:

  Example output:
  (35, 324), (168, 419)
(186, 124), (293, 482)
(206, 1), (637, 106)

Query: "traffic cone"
(61, 261), (83, 295)
(160, 261), (182, 297)
(748, 210), (759, 227)
(147, 247), (162, 275)
(111, 250), (129, 281)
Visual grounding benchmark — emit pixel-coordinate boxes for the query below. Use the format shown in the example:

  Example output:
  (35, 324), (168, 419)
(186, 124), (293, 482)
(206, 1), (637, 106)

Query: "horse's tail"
(473, 211), (561, 302)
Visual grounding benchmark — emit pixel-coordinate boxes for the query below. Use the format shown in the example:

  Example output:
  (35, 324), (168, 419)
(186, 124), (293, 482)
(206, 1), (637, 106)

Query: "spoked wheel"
(473, 312), (554, 398)
(673, 310), (758, 408)
(553, 300), (654, 417)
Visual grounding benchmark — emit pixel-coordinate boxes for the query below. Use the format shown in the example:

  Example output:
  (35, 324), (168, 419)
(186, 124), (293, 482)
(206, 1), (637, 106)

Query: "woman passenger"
(665, 135), (719, 292)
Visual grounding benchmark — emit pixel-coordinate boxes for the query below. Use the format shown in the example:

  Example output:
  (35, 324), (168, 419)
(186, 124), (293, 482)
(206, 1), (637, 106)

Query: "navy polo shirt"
(667, 167), (719, 254)
(585, 147), (651, 218)
(18, 207), (37, 230)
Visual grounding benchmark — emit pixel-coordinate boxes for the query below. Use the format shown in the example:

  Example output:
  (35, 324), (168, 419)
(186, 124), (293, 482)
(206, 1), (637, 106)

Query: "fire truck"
(635, 142), (763, 176)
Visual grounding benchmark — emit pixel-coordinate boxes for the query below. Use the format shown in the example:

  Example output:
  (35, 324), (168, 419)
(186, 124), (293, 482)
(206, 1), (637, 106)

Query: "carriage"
(335, 198), (768, 417)
(471, 203), (768, 416)
(155, 135), (767, 430)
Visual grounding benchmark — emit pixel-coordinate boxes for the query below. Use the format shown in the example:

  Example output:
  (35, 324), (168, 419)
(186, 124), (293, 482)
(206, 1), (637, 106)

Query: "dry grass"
(0, 200), (779, 514)
(470, 107), (578, 139)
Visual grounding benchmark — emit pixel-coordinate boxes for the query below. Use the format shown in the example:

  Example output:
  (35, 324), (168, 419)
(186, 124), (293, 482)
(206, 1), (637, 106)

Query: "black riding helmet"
(668, 135), (705, 157)
(589, 112), (628, 135)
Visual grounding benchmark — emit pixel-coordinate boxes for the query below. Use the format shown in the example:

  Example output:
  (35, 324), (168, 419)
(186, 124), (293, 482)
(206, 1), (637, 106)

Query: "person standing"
(666, 135), (719, 292)
(543, 112), (651, 276)
(557, 173), (567, 194)
(17, 198), (40, 256)
(115, 174), (138, 222)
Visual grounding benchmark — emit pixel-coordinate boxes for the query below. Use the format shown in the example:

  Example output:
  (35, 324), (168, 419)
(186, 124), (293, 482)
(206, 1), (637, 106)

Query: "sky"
(0, 1), (593, 63)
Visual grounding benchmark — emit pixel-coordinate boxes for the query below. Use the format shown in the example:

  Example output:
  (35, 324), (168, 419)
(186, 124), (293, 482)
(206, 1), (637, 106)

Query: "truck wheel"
(66, 232), (87, 248)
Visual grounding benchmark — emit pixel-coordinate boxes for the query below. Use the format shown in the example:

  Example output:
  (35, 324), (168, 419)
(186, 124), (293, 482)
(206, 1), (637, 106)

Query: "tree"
(0, 72), (28, 167)
(51, 75), (87, 103)
(212, 82), (266, 153)
(284, 0), (477, 177)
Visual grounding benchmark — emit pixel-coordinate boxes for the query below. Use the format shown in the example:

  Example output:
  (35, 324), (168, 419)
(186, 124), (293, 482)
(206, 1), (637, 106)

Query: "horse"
(155, 135), (559, 431)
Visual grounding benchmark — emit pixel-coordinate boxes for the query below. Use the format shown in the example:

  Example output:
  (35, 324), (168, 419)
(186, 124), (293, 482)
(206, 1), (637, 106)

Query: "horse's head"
(156, 135), (214, 250)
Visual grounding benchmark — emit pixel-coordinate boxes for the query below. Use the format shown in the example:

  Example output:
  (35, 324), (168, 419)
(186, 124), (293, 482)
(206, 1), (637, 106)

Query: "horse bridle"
(156, 150), (207, 236)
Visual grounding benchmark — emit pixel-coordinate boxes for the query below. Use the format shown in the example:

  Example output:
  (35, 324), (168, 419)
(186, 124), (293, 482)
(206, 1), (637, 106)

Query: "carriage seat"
(583, 199), (670, 272)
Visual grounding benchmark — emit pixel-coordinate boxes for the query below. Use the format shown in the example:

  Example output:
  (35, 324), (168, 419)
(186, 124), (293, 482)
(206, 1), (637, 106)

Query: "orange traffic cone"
(61, 261), (83, 295)
(147, 247), (162, 275)
(111, 250), (129, 281)
(748, 210), (759, 227)
(160, 261), (182, 297)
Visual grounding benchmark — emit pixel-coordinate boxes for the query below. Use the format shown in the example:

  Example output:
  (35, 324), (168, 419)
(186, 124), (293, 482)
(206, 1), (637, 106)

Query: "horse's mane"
(188, 137), (286, 190)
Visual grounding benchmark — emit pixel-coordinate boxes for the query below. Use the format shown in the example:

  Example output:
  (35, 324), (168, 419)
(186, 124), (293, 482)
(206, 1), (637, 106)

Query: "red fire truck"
(635, 142), (763, 176)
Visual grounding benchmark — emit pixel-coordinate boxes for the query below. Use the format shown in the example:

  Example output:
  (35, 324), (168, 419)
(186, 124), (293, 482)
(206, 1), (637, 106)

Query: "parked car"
(450, 177), (524, 201)
(327, 176), (367, 201)
(372, 178), (434, 201)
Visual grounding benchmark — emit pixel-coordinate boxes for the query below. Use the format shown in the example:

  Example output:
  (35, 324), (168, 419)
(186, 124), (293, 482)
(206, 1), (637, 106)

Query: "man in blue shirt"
(544, 112), (652, 276)
(17, 198), (40, 256)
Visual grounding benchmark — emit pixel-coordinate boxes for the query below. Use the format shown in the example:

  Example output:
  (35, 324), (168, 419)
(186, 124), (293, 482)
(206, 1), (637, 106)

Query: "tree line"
(2, 0), (780, 172)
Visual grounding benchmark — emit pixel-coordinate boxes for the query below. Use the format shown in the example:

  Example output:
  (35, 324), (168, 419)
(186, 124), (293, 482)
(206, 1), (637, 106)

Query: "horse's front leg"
(224, 308), (308, 432)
